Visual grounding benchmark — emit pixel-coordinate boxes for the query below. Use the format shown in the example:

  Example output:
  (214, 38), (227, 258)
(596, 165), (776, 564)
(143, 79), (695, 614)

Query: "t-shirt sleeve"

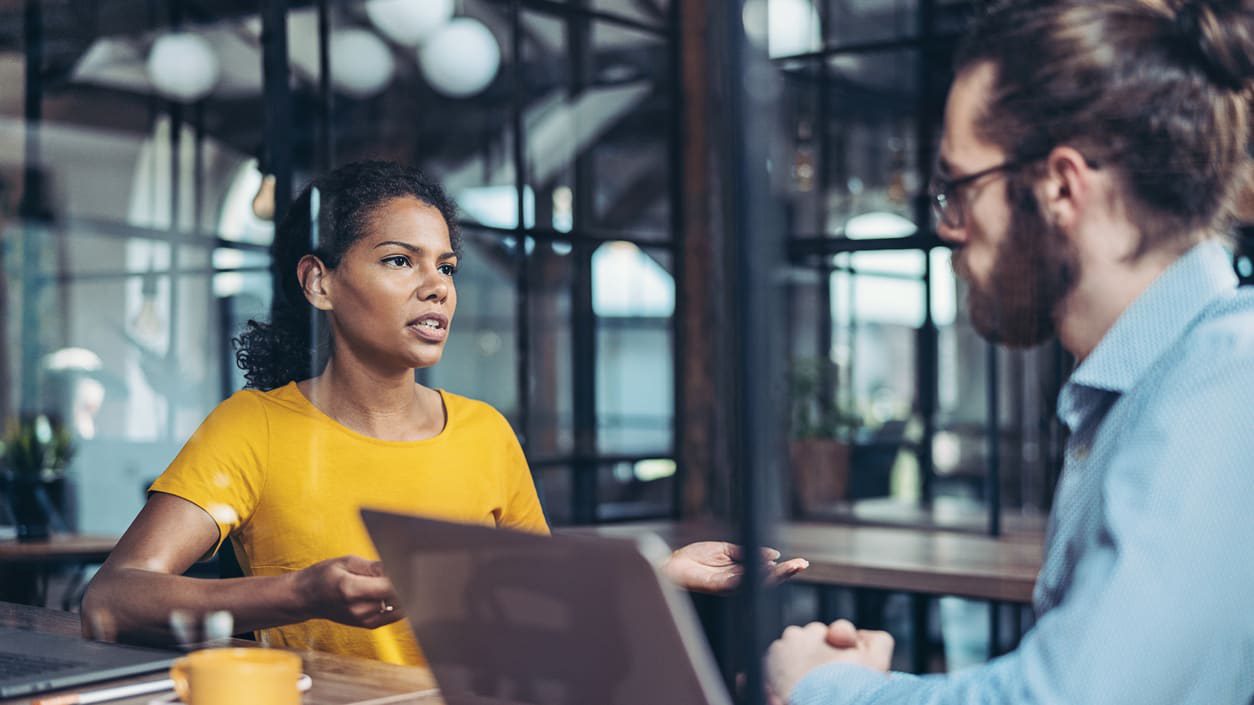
(148, 390), (270, 557)
(493, 413), (550, 536)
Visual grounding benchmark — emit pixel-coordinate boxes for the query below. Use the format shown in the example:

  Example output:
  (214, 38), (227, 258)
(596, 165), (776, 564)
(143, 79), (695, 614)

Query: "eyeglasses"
(928, 157), (1040, 230)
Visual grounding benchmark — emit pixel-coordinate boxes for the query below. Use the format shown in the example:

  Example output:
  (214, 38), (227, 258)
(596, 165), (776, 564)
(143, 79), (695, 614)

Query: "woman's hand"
(662, 541), (809, 593)
(291, 555), (404, 629)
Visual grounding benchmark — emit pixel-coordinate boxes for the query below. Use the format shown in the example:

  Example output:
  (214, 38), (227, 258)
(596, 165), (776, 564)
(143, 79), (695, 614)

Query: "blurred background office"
(1, 0), (1251, 676)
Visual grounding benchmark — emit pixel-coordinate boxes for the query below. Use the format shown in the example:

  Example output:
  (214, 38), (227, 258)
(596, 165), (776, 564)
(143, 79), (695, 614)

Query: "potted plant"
(0, 414), (75, 541)
(788, 358), (859, 517)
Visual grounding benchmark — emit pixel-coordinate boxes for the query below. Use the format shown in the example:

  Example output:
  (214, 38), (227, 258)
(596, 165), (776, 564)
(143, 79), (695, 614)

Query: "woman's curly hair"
(233, 161), (461, 390)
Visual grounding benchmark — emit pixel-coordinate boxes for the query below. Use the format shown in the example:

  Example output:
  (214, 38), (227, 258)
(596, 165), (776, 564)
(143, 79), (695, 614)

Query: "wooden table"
(564, 520), (1044, 674)
(0, 602), (443, 705)
(802, 497), (1049, 537)
(564, 520), (1044, 604)
(0, 535), (117, 563)
(0, 535), (119, 607)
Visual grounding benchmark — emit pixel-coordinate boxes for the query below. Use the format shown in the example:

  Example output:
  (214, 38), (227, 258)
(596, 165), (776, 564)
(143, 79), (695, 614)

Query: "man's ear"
(297, 255), (333, 311)
(1038, 145), (1095, 230)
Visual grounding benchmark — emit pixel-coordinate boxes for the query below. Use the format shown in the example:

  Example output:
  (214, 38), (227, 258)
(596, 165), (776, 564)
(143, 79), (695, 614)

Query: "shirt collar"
(1068, 239), (1237, 394)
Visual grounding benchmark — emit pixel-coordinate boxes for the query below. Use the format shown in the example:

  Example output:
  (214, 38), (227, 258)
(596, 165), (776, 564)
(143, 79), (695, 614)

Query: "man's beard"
(953, 178), (1079, 348)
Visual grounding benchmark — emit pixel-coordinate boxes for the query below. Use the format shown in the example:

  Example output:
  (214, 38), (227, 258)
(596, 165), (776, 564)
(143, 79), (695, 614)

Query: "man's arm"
(776, 358), (1254, 705)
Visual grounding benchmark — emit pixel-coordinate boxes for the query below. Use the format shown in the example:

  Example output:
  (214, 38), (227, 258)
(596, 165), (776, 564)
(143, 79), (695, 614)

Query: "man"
(767, 0), (1254, 703)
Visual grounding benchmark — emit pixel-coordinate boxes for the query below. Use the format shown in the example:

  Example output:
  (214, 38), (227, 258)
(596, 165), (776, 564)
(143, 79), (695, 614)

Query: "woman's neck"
(301, 358), (443, 442)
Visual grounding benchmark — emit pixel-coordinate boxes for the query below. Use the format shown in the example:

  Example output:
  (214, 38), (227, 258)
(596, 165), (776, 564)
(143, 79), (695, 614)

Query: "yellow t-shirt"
(148, 382), (549, 665)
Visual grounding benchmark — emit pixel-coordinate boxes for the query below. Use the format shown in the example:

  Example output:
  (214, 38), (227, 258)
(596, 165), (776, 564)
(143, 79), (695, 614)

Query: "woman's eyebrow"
(373, 240), (418, 252)
(374, 241), (457, 260)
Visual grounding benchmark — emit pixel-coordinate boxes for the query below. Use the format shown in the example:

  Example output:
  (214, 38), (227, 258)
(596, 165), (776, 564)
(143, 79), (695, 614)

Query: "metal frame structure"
(9, 0), (681, 527)
(255, 0), (683, 526)
(772, 0), (1023, 674)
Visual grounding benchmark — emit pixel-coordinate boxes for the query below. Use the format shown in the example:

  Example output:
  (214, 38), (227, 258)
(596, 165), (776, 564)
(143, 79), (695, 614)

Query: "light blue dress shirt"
(791, 240), (1254, 705)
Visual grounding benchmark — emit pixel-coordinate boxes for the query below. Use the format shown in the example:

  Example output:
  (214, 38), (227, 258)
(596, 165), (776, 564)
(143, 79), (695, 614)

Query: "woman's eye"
(382, 255), (411, 268)
(438, 263), (458, 276)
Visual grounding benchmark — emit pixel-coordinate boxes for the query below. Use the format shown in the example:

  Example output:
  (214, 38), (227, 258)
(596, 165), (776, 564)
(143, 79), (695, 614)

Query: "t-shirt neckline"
(282, 381), (453, 447)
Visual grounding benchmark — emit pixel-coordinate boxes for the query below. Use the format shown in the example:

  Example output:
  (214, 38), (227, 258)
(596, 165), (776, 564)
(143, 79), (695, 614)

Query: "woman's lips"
(407, 321), (448, 343)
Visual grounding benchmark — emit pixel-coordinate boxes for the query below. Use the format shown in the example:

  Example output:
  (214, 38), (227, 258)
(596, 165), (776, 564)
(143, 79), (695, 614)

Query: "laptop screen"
(362, 509), (732, 705)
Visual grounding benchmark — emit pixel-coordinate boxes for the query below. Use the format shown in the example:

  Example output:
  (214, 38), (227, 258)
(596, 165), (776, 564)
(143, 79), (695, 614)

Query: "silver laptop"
(361, 509), (733, 705)
(0, 627), (178, 698)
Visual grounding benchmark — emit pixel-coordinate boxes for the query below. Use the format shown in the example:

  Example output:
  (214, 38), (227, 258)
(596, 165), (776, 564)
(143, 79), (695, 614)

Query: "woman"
(82, 161), (804, 664)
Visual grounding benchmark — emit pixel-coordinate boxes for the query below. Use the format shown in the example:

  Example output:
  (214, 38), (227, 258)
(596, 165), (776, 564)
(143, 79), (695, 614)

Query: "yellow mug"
(169, 648), (302, 705)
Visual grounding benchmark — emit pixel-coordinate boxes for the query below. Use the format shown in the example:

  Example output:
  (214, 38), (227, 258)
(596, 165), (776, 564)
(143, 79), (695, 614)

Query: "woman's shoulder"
(438, 390), (515, 436)
(204, 382), (306, 425)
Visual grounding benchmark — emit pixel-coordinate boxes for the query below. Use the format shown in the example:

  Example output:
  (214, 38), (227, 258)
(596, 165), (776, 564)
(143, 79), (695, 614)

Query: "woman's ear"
(297, 255), (334, 311)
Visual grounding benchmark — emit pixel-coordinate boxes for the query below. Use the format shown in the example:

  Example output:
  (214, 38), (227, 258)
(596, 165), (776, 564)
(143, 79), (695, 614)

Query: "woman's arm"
(663, 541), (809, 593)
(81, 493), (401, 644)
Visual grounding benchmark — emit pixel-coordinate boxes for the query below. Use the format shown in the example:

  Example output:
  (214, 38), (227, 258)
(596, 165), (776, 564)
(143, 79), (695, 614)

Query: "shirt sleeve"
(493, 412), (550, 536)
(148, 390), (271, 558)
(789, 352), (1254, 705)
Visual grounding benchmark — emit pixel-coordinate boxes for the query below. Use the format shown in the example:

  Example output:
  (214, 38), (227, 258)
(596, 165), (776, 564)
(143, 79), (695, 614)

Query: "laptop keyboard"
(0, 652), (84, 679)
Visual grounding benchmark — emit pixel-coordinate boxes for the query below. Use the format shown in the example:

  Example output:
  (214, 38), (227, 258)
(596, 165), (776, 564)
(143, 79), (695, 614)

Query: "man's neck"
(1056, 245), (1186, 362)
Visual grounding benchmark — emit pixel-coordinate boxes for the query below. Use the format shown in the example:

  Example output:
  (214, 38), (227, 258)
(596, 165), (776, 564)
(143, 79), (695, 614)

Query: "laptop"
(0, 627), (179, 698)
(361, 509), (734, 705)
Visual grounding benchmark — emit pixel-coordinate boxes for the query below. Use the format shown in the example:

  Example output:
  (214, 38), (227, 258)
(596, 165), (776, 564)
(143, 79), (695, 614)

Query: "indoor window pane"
(781, 57), (825, 234)
(425, 228), (520, 426)
(588, 21), (671, 240)
(819, 0), (919, 48)
(594, 243), (674, 455)
(333, 2), (518, 228)
(826, 251), (922, 509)
(522, 11), (576, 235)
(547, 1), (671, 29)
(596, 460), (675, 522)
(536, 465), (573, 527)
(821, 49), (921, 238)
(527, 239), (575, 457)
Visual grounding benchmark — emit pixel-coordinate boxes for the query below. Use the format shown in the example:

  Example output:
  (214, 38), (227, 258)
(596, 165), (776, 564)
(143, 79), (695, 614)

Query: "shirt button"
(1072, 444), (1090, 461)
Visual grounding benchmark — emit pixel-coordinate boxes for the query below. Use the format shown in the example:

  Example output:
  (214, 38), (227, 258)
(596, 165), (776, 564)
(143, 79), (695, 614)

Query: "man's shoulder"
(1119, 287), (1254, 419)
(1177, 286), (1254, 368)
(1127, 287), (1254, 422)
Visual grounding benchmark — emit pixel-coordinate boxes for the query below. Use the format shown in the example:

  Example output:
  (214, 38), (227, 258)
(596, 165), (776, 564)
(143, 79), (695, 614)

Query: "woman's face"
(323, 196), (458, 372)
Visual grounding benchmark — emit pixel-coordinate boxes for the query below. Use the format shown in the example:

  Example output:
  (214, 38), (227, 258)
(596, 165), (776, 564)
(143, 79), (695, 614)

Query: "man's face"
(937, 63), (1079, 348)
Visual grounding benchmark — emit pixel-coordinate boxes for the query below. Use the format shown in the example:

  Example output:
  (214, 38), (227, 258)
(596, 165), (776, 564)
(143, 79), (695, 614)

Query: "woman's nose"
(417, 270), (448, 302)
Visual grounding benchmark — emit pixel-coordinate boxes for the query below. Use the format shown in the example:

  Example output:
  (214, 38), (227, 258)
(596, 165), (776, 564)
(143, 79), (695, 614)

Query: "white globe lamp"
(364, 0), (454, 47)
(330, 28), (396, 99)
(419, 18), (501, 98)
(742, 0), (822, 59)
(146, 32), (220, 102)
